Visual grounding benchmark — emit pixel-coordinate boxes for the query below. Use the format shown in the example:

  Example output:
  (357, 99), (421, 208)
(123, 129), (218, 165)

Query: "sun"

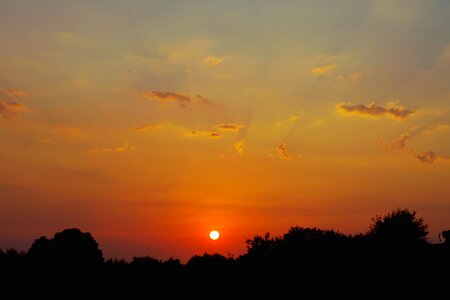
(209, 230), (220, 240)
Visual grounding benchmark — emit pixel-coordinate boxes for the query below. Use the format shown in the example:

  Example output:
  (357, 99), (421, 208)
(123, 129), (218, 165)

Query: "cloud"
(0, 100), (29, 122)
(417, 151), (437, 164)
(131, 123), (166, 132)
(420, 123), (450, 135)
(42, 125), (84, 144)
(277, 143), (293, 161)
(138, 91), (214, 107)
(381, 127), (449, 164)
(195, 95), (214, 105)
(184, 129), (221, 139)
(0, 89), (28, 97)
(88, 142), (136, 154)
(337, 102), (415, 119)
(216, 123), (244, 131)
(203, 55), (224, 66)
(275, 115), (299, 127)
(391, 134), (410, 150)
(131, 122), (239, 140)
(234, 139), (244, 155)
(311, 64), (336, 75)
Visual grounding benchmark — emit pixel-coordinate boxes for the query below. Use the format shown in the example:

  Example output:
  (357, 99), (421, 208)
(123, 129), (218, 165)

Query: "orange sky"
(1, 1), (450, 262)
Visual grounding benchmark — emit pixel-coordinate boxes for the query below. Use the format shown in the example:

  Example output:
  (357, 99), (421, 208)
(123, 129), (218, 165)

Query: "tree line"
(1, 208), (449, 296)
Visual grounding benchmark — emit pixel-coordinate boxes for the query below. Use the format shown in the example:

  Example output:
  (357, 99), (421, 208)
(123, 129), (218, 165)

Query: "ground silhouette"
(1, 208), (449, 296)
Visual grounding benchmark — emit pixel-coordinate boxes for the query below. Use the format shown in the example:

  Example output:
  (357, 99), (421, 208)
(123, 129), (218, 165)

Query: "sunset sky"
(1, 1), (450, 262)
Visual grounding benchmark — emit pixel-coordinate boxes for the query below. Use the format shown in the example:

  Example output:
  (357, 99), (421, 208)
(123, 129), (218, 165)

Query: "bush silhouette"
(367, 208), (429, 247)
(28, 228), (104, 269)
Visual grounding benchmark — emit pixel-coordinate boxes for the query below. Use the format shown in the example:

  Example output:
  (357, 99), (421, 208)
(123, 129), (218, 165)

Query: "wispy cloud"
(391, 134), (410, 150)
(311, 64), (336, 75)
(0, 100), (29, 122)
(184, 129), (221, 139)
(88, 142), (137, 154)
(277, 143), (293, 161)
(234, 139), (244, 155)
(216, 123), (244, 131)
(275, 115), (299, 127)
(203, 55), (224, 66)
(381, 124), (450, 164)
(138, 91), (214, 108)
(130, 123), (166, 132)
(42, 125), (84, 144)
(417, 151), (437, 164)
(420, 123), (450, 135)
(337, 102), (415, 119)
(0, 89), (28, 97)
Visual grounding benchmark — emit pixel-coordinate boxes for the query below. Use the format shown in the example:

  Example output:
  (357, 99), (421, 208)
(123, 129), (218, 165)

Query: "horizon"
(1, 1), (449, 264)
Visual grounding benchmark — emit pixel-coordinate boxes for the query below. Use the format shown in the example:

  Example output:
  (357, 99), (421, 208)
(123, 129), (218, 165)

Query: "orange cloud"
(391, 134), (410, 150)
(311, 64), (336, 75)
(381, 128), (449, 164)
(277, 143), (293, 161)
(0, 100), (29, 122)
(203, 55), (224, 66)
(275, 115), (299, 127)
(138, 91), (214, 107)
(0, 89), (28, 97)
(337, 102), (415, 119)
(88, 142), (137, 154)
(131, 123), (166, 132)
(216, 123), (244, 131)
(417, 151), (437, 164)
(234, 139), (244, 155)
(184, 129), (221, 139)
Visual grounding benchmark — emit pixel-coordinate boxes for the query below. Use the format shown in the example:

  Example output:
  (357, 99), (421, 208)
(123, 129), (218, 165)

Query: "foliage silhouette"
(367, 208), (429, 247)
(1, 208), (449, 296)
(28, 228), (104, 269)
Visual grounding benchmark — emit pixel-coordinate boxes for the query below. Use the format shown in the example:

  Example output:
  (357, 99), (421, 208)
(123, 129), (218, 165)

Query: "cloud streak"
(203, 55), (224, 66)
(216, 123), (244, 131)
(311, 64), (336, 74)
(138, 91), (214, 108)
(234, 139), (244, 155)
(184, 129), (221, 139)
(277, 143), (293, 161)
(381, 124), (450, 164)
(88, 142), (137, 154)
(338, 102), (415, 119)
(1, 89), (28, 97)
(417, 151), (437, 164)
(0, 100), (29, 122)
(131, 123), (166, 132)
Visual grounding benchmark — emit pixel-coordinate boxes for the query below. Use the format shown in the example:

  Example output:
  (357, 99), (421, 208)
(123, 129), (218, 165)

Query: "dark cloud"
(391, 134), (410, 149)
(338, 102), (415, 119)
(417, 151), (437, 164)
(216, 123), (244, 131)
(138, 91), (213, 107)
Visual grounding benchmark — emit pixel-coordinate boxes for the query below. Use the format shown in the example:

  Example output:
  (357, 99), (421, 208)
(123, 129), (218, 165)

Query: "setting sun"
(209, 230), (220, 241)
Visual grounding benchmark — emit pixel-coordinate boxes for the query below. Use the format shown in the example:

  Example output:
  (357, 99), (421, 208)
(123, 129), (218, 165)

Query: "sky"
(1, 0), (450, 262)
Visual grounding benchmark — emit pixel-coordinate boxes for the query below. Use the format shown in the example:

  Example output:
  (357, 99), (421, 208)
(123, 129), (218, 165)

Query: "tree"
(367, 208), (429, 247)
(28, 228), (104, 268)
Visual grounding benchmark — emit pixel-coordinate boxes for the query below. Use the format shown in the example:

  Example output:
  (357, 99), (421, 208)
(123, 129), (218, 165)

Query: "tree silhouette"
(442, 230), (450, 244)
(28, 228), (104, 269)
(367, 208), (429, 247)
